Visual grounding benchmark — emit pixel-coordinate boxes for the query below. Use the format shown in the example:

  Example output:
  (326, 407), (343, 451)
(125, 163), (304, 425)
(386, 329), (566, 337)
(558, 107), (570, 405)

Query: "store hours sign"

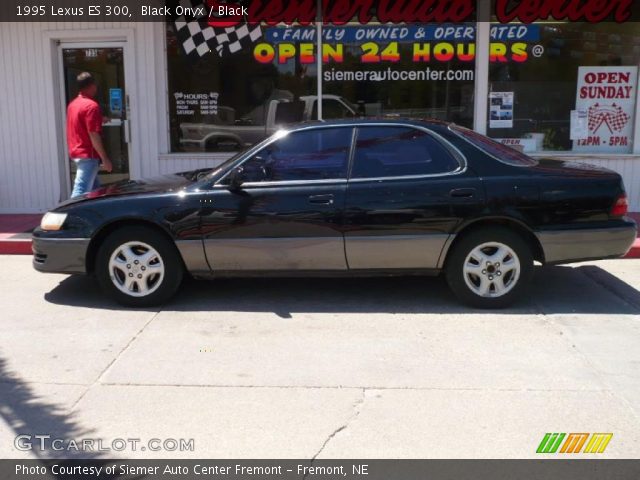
(174, 92), (219, 116)
(573, 66), (638, 153)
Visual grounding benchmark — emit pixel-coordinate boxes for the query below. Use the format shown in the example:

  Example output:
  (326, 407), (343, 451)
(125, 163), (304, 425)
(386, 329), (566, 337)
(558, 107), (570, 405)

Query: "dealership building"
(1, 2), (640, 212)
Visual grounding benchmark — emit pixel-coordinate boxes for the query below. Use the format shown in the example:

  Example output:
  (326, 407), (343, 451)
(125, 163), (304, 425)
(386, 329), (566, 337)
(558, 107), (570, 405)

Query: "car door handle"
(449, 188), (476, 198)
(308, 194), (334, 205)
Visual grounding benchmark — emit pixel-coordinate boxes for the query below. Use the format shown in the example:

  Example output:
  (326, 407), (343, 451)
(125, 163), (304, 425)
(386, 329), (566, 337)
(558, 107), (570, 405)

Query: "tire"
(95, 226), (184, 307)
(445, 226), (533, 309)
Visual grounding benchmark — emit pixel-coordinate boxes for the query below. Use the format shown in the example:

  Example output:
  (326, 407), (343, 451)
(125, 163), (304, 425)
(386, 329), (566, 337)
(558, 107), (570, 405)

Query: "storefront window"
(166, 12), (476, 153)
(322, 24), (476, 126)
(487, 21), (639, 154)
(166, 2), (639, 156)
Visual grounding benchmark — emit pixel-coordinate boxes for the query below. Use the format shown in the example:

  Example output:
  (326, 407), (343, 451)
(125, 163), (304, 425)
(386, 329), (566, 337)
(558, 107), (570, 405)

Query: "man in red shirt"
(67, 72), (113, 198)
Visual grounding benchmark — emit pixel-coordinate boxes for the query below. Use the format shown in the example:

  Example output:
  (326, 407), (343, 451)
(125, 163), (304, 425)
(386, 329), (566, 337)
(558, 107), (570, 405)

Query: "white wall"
(0, 22), (61, 212)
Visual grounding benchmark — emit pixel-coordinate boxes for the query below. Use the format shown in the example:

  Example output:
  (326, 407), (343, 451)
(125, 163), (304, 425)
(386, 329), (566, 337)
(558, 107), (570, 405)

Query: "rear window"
(451, 125), (538, 167)
(352, 126), (461, 178)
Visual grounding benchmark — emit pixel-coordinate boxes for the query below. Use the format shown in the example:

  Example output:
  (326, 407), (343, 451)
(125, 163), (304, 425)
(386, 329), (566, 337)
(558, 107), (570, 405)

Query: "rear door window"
(351, 126), (461, 179)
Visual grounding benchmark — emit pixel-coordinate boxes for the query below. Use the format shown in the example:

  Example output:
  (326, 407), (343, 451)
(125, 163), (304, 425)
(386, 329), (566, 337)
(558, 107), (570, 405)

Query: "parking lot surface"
(1, 256), (639, 459)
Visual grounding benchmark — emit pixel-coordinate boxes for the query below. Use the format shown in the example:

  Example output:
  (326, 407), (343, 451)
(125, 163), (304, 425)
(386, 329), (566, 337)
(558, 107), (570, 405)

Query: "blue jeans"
(71, 158), (101, 198)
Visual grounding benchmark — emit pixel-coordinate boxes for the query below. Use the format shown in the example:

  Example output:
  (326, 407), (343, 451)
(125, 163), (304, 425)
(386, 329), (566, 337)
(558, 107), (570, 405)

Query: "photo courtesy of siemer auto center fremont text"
(2, 0), (640, 477)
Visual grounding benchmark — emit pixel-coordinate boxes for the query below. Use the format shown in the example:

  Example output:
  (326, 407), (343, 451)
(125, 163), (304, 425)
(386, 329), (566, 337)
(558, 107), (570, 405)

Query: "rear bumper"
(536, 221), (637, 265)
(32, 237), (90, 274)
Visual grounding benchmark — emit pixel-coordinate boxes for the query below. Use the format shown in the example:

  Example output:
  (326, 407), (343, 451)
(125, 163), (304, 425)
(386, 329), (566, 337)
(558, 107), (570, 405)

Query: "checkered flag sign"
(588, 103), (630, 134)
(608, 104), (631, 132)
(174, 0), (262, 59)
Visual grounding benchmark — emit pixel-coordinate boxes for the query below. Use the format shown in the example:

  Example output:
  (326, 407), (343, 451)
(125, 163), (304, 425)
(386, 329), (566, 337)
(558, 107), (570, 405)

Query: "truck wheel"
(445, 226), (533, 309)
(95, 226), (183, 307)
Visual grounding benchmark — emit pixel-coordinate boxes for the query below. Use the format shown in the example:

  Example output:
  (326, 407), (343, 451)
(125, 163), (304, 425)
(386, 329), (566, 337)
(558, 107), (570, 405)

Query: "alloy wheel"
(108, 241), (165, 297)
(462, 241), (521, 298)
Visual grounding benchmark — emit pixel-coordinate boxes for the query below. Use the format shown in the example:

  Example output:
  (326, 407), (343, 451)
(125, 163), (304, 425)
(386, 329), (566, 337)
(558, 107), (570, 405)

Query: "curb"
(0, 239), (33, 255)
(625, 239), (640, 259)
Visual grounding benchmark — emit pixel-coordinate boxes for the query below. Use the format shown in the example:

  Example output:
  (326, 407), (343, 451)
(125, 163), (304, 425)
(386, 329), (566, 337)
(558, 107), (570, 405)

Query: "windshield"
(450, 125), (538, 167)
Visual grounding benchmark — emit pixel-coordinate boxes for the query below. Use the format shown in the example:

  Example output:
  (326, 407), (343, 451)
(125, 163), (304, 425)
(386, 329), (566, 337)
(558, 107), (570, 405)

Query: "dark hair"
(76, 72), (95, 90)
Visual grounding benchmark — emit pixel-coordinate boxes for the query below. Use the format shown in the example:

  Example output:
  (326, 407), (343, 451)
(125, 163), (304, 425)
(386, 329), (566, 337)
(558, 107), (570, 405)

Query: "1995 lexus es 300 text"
(33, 119), (637, 308)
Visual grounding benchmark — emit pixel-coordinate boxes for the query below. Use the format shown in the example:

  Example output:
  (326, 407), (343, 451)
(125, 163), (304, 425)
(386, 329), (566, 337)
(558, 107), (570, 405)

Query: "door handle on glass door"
(123, 119), (130, 143)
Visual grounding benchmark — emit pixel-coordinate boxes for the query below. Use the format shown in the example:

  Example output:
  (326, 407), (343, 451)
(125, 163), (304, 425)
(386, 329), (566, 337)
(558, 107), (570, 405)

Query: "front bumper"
(32, 237), (90, 274)
(536, 221), (637, 265)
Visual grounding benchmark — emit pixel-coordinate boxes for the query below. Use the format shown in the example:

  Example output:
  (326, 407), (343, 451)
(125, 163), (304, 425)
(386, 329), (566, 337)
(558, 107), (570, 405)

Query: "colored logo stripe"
(560, 433), (590, 453)
(537, 433), (566, 453)
(537, 433), (613, 453)
(584, 433), (613, 453)
(560, 433), (589, 453)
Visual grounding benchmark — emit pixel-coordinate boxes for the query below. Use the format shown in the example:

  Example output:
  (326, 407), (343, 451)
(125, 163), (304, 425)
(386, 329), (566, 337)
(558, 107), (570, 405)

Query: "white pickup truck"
(179, 95), (358, 151)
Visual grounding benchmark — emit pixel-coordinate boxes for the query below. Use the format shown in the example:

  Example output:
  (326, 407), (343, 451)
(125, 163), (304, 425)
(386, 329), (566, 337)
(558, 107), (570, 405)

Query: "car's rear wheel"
(96, 226), (183, 307)
(445, 226), (533, 308)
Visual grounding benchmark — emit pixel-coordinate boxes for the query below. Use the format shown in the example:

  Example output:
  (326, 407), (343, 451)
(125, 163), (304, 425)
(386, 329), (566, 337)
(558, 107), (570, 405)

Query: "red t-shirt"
(66, 94), (103, 159)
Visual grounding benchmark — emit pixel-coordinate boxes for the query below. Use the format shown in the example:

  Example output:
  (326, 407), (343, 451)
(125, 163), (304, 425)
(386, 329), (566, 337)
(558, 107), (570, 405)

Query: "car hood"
(56, 169), (211, 208)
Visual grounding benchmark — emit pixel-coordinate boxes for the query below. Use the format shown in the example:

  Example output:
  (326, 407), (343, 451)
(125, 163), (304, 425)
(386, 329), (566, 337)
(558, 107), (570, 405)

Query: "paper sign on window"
(573, 66), (637, 153)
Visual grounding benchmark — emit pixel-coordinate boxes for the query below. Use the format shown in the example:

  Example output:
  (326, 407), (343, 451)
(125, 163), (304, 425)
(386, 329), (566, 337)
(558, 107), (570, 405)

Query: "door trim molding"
(204, 237), (348, 271)
(345, 234), (452, 270)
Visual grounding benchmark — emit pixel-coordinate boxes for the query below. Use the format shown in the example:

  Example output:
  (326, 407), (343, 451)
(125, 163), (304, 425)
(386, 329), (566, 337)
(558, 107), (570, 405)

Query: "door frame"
(44, 29), (138, 201)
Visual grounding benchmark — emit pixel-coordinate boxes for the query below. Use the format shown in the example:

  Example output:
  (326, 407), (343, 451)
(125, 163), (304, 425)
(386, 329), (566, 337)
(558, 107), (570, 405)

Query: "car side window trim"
(211, 122), (467, 188)
(231, 178), (349, 188)
(346, 127), (358, 180)
(347, 125), (468, 182)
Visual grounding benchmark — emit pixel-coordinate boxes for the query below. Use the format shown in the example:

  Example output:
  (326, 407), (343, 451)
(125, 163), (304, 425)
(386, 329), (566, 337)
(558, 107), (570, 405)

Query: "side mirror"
(227, 166), (245, 191)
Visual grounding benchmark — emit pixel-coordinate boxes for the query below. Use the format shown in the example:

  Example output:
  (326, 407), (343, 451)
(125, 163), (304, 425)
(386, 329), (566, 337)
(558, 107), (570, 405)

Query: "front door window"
(239, 128), (353, 183)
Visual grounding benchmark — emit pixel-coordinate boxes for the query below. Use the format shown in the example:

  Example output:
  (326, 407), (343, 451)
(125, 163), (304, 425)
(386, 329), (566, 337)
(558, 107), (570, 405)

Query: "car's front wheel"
(445, 226), (533, 308)
(95, 226), (183, 307)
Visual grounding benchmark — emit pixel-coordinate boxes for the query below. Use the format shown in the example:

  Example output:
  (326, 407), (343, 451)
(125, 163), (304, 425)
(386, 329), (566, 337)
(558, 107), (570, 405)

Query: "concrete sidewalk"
(1, 256), (640, 459)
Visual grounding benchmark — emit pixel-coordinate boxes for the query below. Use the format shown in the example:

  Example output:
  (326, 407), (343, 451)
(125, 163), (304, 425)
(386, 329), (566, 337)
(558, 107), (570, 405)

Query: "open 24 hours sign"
(257, 24), (541, 64)
(574, 66), (638, 153)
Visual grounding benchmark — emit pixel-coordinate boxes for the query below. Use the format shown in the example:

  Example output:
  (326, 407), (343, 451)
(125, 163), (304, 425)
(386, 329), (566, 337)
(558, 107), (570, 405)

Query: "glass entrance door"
(60, 45), (130, 187)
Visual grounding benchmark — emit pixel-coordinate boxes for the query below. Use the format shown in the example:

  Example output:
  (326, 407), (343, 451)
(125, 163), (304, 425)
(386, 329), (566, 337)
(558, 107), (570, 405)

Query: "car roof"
(289, 117), (453, 129)
(299, 94), (344, 101)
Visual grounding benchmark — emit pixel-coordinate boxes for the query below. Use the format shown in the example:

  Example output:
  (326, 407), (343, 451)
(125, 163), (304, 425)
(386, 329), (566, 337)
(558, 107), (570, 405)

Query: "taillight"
(611, 193), (628, 217)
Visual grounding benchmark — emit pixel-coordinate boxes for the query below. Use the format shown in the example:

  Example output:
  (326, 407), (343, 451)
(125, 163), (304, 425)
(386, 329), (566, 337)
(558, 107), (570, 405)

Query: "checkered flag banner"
(588, 103), (630, 134)
(174, 0), (262, 59)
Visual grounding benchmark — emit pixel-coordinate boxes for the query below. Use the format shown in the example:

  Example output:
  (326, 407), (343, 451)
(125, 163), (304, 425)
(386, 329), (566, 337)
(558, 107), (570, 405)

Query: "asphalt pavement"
(0, 256), (639, 459)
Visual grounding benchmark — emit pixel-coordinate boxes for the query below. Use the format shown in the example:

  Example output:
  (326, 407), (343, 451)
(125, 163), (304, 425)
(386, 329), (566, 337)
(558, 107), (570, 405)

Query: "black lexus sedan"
(33, 119), (637, 308)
